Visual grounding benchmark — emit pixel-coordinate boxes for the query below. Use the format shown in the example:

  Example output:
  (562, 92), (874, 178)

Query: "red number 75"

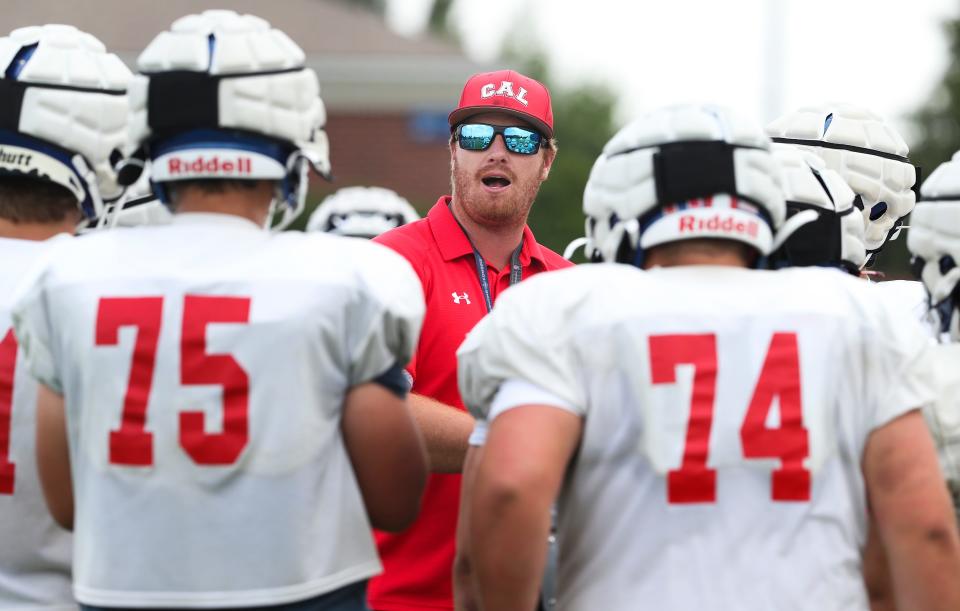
(96, 295), (251, 467)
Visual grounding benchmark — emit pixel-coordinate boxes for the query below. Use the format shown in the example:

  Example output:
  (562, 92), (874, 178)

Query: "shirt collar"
(428, 196), (547, 267)
(171, 212), (262, 231)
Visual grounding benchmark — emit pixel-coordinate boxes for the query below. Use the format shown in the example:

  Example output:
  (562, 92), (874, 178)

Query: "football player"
(767, 103), (917, 263)
(13, 10), (427, 610)
(457, 105), (960, 610)
(0, 24), (133, 609)
(908, 150), (960, 515)
(306, 186), (419, 239)
(767, 104), (928, 319)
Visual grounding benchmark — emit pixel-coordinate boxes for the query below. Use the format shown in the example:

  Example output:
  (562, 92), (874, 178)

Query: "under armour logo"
(452, 292), (471, 305)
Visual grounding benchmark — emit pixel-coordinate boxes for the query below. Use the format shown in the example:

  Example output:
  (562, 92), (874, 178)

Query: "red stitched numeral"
(0, 329), (18, 494)
(97, 297), (163, 466)
(179, 296), (250, 465)
(649, 334), (718, 503)
(96, 296), (251, 467)
(649, 332), (810, 504)
(741, 333), (810, 501)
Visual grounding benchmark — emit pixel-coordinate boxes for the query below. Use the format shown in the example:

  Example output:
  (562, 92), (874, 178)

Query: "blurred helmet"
(766, 103), (917, 261)
(908, 150), (960, 341)
(771, 144), (866, 273)
(306, 186), (419, 238)
(583, 104), (786, 266)
(123, 10), (331, 229)
(0, 24), (132, 220)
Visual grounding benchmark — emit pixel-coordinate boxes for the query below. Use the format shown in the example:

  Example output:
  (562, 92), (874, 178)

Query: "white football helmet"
(306, 186), (419, 238)
(122, 10), (331, 229)
(772, 144), (866, 273)
(766, 103), (917, 261)
(583, 105), (788, 265)
(908, 150), (960, 341)
(0, 24), (132, 220)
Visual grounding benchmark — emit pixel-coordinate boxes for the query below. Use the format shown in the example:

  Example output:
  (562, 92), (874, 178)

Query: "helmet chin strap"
(562, 237), (589, 261)
(267, 154), (308, 232)
(769, 209), (819, 253)
(71, 153), (109, 221)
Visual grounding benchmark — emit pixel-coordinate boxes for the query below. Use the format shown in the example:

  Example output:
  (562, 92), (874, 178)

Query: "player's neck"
(175, 187), (274, 227)
(449, 200), (526, 270)
(644, 239), (754, 269)
(0, 218), (74, 241)
(644, 251), (751, 269)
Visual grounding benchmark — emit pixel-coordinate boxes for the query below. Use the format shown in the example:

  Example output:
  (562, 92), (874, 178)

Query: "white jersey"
(12, 214), (425, 608)
(0, 236), (74, 610)
(874, 279), (931, 330)
(870, 280), (960, 509)
(458, 264), (935, 611)
(929, 344), (960, 517)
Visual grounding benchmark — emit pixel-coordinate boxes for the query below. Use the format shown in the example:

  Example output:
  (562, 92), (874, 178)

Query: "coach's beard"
(451, 160), (544, 229)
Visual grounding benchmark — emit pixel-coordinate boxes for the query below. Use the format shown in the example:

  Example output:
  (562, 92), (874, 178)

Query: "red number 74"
(649, 332), (810, 504)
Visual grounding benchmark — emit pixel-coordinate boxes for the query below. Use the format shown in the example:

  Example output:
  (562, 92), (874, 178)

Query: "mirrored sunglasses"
(455, 123), (543, 155)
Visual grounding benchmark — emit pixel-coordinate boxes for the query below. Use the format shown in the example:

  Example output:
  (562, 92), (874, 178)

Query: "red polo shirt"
(368, 197), (572, 610)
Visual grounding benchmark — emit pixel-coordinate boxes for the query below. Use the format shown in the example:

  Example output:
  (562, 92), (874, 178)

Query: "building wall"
(311, 111), (453, 214)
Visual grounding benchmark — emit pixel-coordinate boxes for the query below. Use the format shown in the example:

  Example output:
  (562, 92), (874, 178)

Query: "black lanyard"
(471, 241), (524, 313)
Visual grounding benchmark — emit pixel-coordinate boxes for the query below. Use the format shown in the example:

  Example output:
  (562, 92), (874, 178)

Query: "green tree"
(910, 17), (960, 177)
(428, 0), (456, 36)
(872, 16), (960, 276)
(508, 54), (618, 260)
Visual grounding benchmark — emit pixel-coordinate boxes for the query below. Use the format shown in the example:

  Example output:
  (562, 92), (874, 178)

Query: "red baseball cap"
(448, 70), (554, 138)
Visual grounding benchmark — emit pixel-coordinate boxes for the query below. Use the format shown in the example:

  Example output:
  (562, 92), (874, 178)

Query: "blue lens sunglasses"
(454, 123), (543, 155)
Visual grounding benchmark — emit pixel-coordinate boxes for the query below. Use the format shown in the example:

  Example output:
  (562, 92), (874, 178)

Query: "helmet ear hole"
(910, 255), (926, 280)
(869, 201), (888, 221)
(940, 255), (956, 275)
(614, 231), (635, 264)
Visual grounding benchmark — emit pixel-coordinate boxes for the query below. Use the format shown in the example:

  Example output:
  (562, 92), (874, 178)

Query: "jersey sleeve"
(861, 286), (938, 431)
(10, 251), (62, 394)
(345, 242), (426, 388)
(457, 269), (588, 423)
(372, 229), (428, 384)
(924, 344), (960, 499)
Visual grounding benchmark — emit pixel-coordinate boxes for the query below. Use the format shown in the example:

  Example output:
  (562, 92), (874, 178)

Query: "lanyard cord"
(453, 213), (524, 313)
(470, 241), (524, 313)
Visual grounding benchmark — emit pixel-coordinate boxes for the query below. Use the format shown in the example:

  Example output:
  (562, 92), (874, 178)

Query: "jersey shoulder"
(494, 263), (645, 334)
(872, 279), (930, 326)
(278, 231), (425, 313)
(372, 217), (433, 267)
(0, 234), (72, 307)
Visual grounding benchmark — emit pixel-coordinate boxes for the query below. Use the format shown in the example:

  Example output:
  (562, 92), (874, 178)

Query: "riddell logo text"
(678, 214), (758, 237)
(167, 156), (253, 176)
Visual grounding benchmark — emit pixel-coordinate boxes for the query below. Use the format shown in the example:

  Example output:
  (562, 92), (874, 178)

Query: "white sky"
(386, 0), (959, 138)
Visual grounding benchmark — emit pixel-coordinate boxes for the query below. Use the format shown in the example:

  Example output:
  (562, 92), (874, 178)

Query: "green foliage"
(910, 17), (960, 177)
(508, 55), (617, 259)
(428, 0), (456, 37)
(530, 84), (616, 259)
(336, 0), (386, 16)
(873, 16), (960, 277)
